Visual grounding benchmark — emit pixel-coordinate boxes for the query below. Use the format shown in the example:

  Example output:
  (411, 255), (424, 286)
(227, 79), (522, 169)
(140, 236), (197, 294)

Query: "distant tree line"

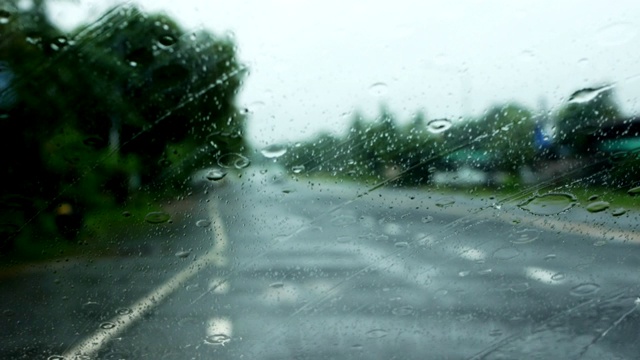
(282, 88), (635, 187)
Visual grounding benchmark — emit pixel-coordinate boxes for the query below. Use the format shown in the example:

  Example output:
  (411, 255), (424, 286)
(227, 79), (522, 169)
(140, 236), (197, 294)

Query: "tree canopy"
(0, 3), (247, 252)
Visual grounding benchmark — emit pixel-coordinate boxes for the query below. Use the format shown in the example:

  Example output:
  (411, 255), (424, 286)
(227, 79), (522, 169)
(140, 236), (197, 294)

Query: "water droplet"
(493, 247), (520, 260)
(368, 82), (388, 97)
(544, 254), (557, 261)
(489, 329), (503, 337)
(205, 168), (227, 181)
(122, 211), (132, 218)
(570, 283), (600, 297)
(435, 197), (455, 207)
(47, 356), (65, 360)
(196, 219), (211, 227)
(612, 208), (627, 217)
(426, 118), (452, 134)
(628, 186), (640, 195)
(260, 144), (287, 159)
(175, 250), (191, 258)
(394, 241), (409, 248)
(144, 211), (171, 224)
(158, 35), (177, 47)
(331, 215), (356, 226)
(269, 282), (284, 288)
(115, 308), (132, 315)
(129, 61), (137, 67)
(586, 200), (610, 213)
(204, 333), (231, 346)
(551, 272), (565, 281)
(588, 195), (599, 201)
(365, 328), (388, 338)
(568, 85), (614, 104)
(518, 192), (577, 215)
(3, 309), (15, 316)
(509, 282), (530, 293)
(509, 228), (540, 244)
(391, 305), (413, 316)
(291, 165), (305, 174)
(0, 10), (12, 24)
(218, 153), (251, 169)
(458, 270), (471, 277)
(99, 322), (116, 329)
(421, 216), (433, 223)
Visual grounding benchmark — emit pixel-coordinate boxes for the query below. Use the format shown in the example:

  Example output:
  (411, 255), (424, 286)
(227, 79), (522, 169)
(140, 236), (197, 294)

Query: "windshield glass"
(2, 1), (640, 359)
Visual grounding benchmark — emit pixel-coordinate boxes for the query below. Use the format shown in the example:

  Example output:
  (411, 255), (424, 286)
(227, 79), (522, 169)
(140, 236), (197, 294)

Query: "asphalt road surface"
(2, 172), (640, 359)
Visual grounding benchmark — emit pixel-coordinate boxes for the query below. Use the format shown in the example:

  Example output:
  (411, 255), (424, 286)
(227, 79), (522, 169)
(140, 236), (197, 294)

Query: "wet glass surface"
(1, 1), (640, 359)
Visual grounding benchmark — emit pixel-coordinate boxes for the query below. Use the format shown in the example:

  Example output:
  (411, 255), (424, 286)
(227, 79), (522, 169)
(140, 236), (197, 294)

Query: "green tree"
(0, 3), (246, 251)
(555, 87), (621, 155)
(477, 103), (536, 172)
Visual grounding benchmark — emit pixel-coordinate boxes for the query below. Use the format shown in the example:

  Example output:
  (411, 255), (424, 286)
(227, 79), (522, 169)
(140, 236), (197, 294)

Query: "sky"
(48, 0), (640, 147)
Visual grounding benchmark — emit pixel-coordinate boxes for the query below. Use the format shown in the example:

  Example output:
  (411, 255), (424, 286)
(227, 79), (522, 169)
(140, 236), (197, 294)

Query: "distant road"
(2, 174), (640, 359)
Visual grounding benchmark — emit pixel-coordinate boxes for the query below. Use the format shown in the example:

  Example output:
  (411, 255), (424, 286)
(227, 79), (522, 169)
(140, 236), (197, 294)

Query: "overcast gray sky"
(50, 0), (640, 147)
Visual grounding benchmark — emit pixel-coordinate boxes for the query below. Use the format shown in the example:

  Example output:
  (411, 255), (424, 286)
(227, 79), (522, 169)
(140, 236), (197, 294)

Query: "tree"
(555, 87), (621, 155)
(0, 3), (246, 251)
(477, 103), (536, 172)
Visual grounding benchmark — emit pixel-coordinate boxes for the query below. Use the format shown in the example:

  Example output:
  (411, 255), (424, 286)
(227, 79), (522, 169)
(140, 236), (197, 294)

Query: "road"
(2, 171), (640, 359)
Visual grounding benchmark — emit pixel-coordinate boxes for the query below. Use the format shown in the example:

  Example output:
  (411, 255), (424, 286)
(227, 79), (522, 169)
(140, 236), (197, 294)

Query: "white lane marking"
(62, 199), (229, 359)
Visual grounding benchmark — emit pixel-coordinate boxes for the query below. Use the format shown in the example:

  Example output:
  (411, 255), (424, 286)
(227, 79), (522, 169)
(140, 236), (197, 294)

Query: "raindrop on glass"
(158, 35), (177, 47)
(205, 168), (227, 181)
(365, 329), (389, 339)
(394, 241), (409, 248)
(291, 165), (305, 174)
(509, 228), (540, 244)
(368, 82), (388, 97)
(391, 305), (413, 316)
(99, 322), (116, 329)
(567, 85), (614, 104)
(612, 208), (627, 217)
(269, 282), (284, 288)
(435, 197), (455, 208)
(426, 119), (452, 134)
(518, 192), (577, 215)
(218, 153), (250, 169)
(551, 272), (565, 281)
(175, 250), (191, 258)
(421, 215), (433, 223)
(260, 144), (287, 159)
(115, 308), (132, 315)
(627, 186), (640, 195)
(144, 211), (171, 224)
(492, 247), (520, 260)
(47, 356), (65, 360)
(570, 283), (600, 297)
(586, 200), (610, 213)
(204, 333), (231, 346)
(196, 219), (211, 227)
